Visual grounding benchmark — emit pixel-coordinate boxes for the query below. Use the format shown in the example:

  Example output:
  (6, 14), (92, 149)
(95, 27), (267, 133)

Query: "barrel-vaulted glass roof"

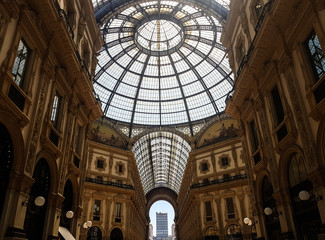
(132, 131), (191, 194)
(93, 0), (233, 128)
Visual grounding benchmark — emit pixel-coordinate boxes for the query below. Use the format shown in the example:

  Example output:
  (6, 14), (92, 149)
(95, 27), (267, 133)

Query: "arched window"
(110, 228), (123, 240)
(24, 158), (51, 240)
(226, 224), (242, 240)
(261, 176), (281, 239)
(0, 123), (14, 218)
(288, 152), (321, 239)
(87, 226), (102, 240)
(60, 179), (74, 229)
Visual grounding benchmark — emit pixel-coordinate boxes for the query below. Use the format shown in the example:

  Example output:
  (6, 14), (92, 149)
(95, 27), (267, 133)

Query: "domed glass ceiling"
(93, 0), (233, 127)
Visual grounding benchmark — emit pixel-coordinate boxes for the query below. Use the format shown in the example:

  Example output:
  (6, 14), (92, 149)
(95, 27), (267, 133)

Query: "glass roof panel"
(93, 0), (233, 127)
(132, 132), (191, 194)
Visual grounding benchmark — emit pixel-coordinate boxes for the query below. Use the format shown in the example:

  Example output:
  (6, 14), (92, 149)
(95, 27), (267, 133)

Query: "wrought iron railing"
(75, 50), (93, 82)
(236, 0), (274, 79)
(86, 177), (135, 190)
(190, 174), (247, 189)
(54, 0), (75, 39)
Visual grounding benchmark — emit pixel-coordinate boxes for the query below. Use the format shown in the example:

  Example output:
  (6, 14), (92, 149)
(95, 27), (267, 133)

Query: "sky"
(149, 200), (175, 236)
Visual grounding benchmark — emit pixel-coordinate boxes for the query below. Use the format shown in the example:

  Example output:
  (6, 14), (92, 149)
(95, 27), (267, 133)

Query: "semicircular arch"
(277, 144), (306, 191)
(146, 187), (178, 218)
(0, 111), (25, 172)
(35, 150), (59, 193)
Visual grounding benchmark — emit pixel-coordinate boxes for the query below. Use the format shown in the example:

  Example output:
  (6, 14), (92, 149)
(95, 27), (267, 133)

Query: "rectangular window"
(51, 92), (62, 129)
(75, 124), (83, 156)
(116, 203), (121, 217)
(115, 202), (122, 222)
(226, 197), (235, 219)
(305, 30), (325, 81)
(305, 30), (325, 103)
(201, 162), (208, 171)
(271, 85), (285, 126)
(97, 160), (104, 169)
(12, 39), (30, 88)
(93, 200), (101, 221)
(118, 164), (123, 173)
(249, 120), (259, 153)
(205, 201), (213, 222)
(221, 157), (229, 166)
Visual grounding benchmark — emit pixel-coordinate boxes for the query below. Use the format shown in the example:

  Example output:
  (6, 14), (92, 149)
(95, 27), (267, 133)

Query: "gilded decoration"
(197, 119), (238, 148)
(89, 120), (126, 149)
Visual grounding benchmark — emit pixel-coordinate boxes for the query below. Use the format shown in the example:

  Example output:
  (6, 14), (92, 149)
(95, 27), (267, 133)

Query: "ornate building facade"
(224, 0), (325, 239)
(0, 0), (324, 240)
(0, 0), (102, 239)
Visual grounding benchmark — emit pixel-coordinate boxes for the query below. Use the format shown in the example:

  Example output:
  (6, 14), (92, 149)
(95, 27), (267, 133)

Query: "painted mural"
(197, 118), (238, 148)
(89, 120), (126, 149)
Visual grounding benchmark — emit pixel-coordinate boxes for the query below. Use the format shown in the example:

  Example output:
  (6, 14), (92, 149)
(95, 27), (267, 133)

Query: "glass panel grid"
(132, 132), (191, 194)
(93, 1), (233, 126)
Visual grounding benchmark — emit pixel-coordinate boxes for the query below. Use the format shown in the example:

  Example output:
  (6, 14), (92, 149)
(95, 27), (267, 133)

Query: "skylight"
(93, 1), (233, 128)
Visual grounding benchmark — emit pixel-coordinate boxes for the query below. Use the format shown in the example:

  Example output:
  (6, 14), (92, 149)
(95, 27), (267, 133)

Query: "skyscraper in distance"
(156, 212), (168, 240)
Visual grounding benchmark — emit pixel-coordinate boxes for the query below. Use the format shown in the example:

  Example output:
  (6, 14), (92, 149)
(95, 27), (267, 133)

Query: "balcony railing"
(236, 0), (274, 79)
(190, 174), (247, 189)
(86, 177), (135, 190)
(75, 50), (93, 82)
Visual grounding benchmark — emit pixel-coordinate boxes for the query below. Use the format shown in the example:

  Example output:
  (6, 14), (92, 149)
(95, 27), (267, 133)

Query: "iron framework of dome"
(92, 0), (233, 135)
(132, 131), (191, 194)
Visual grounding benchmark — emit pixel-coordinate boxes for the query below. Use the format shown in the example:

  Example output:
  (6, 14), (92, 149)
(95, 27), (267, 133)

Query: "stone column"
(46, 193), (65, 240)
(214, 198), (224, 239)
(3, 172), (34, 240)
(105, 199), (112, 238)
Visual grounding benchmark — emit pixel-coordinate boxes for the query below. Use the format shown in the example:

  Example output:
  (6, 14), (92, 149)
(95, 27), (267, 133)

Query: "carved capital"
(48, 193), (65, 209)
(8, 172), (34, 194)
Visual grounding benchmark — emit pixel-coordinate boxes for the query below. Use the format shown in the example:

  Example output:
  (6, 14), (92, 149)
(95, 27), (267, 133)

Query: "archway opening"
(288, 152), (321, 239)
(204, 226), (219, 240)
(110, 227), (122, 240)
(24, 158), (51, 240)
(149, 200), (175, 240)
(261, 176), (281, 239)
(0, 123), (14, 219)
(87, 226), (102, 240)
(60, 179), (74, 229)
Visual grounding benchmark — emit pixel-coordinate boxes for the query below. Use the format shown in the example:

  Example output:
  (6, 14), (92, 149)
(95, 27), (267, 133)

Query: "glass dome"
(93, 0), (233, 127)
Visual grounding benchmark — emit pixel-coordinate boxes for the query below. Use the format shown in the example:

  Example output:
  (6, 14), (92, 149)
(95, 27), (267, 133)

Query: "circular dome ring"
(134, 14), (186, 56)
(94, 1), (233, 130)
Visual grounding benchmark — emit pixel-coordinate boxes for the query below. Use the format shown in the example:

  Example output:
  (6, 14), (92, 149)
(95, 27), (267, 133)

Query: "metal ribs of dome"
(93, 0), (233, 135)
(132, 131), (191, 195)
(93, 0), (230, 24)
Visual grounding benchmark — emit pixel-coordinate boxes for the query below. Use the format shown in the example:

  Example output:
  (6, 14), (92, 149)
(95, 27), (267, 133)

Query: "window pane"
(116, 203), (121, 217)
(12, 39), (30, 87)
(51, 92), (62, 129)
(305, 30), (325, 81)
(271, 85), (285, 126)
